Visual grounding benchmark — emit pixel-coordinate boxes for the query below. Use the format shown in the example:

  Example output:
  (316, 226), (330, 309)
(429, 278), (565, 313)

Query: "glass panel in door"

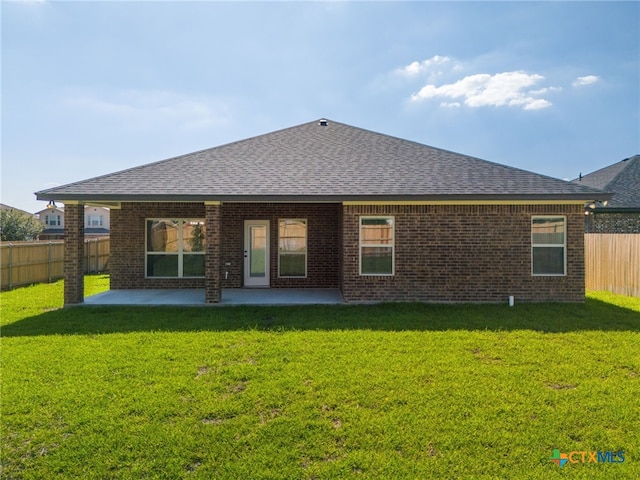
(244, 220), (270, 287)
(250, 225), (267, 277)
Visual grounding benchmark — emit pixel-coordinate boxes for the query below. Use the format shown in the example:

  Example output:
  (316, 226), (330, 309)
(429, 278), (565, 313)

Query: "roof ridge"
(612, 155), (639, 185)
(578, 155), (638, 188)
(602, 156), (638, 189)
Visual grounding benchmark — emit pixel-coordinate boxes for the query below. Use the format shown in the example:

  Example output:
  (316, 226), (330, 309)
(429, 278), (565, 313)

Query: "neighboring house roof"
(0, 203), (34, 217)
(573, 155), (640, 210)
(35, 207), (64, 215)
(35, 206), (111, 215)
(36, 119), (608, 203)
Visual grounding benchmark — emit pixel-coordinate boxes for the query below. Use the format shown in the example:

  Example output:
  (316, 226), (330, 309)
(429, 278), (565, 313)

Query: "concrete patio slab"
(83, 288), (344, 306)
(220, 288), (344, 305)
(84, 289), (205, 306)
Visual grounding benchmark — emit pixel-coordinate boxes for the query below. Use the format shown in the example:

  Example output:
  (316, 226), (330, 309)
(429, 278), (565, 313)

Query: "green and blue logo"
(550, 449), (625, 467)
(549, 449), (568, 467)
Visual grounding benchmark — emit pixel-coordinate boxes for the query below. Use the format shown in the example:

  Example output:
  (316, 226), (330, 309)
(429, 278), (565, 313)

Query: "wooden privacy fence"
(1, 238), (110, 291)
(585, 234), (639, 297)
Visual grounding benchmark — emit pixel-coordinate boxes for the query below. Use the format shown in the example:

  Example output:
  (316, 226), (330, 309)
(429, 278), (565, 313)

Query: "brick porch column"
(205, 202), (221, 303)
(63, 203), (85, 305)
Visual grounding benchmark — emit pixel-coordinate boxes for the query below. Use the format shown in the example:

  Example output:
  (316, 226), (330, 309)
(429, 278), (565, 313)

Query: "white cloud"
(63, 89), (230, 131)
(523, 99), (552, 111)
(397, 55), (452, 77)
(573, 75), (600, 87)
(368, 55), (453, 94)
(411, 71), (555, 110)
(530, 86), (563, 96)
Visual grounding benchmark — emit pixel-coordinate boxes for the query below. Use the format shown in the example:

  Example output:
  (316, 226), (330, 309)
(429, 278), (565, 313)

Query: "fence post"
(8, 243), (13, 290)
(95, 238), (99, 272)
(85, 239), (90, 274)
(48, 241), (52, 283)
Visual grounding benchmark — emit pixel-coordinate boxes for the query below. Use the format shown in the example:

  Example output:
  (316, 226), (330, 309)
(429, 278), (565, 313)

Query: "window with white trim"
(278, 219), (307, 277)
(87, 215), (103, 227)
(45, 215), (61, 226)
(360, 216), (394, 275)
(146, 219), (206, 277)
(531, 216), (566, 275)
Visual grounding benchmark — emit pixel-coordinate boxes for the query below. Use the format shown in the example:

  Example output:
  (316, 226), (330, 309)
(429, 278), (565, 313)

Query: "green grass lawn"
(1, 275), (639, 479)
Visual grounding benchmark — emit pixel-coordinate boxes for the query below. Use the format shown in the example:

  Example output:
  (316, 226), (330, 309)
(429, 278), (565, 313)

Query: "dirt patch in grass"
(201, 416), (227, 425)
(228, 382), (246, 394)
(620, 365), (638, 377)
(545, 382), (577, 390)
(471, 347), (502, 363)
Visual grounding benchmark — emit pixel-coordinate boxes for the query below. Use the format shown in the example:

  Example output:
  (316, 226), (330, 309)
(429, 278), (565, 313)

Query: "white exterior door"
(244, 220), (270, 287)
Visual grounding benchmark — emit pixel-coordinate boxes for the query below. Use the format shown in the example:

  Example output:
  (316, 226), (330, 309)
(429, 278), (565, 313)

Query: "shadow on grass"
(2, 298), (639, 337)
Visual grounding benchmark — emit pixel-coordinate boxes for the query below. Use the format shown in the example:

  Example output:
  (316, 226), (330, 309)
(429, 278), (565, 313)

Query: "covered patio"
(83, 288), (344, 306)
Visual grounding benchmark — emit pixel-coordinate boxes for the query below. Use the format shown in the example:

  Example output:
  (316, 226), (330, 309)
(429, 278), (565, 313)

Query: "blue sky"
(2, 1), (638, 213)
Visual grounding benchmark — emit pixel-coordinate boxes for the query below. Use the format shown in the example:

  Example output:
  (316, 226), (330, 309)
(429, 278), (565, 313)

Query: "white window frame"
(46, 215), (60, 226)
(87, 215), (103, 227)
(145, 218), (206, 278)
(278, 218), (307, 278)
(531, 215), (566, 276)
(359, 216), (395, 276)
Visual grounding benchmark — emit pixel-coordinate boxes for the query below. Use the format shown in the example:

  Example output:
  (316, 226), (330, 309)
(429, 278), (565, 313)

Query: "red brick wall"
(220, 203), (342, 288)
(111, 202), (584, 302)
(110, 202), (342, 290)
(111, 203), (207, 289)
(205, 204), (221, 303)
(341, 204), (585, 303)
(586, 212), (640, 233)
(63, 204), (85, 304)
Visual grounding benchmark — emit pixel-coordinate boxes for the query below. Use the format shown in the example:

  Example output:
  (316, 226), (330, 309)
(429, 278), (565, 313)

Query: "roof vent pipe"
(319, 119), (328, 127)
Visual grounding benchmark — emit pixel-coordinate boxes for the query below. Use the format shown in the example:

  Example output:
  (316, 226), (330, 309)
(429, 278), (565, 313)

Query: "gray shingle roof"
(573, 155), (640, 209)
(36, 119), (607, 202)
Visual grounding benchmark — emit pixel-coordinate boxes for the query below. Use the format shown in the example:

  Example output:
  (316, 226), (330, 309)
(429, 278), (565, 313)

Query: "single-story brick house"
(36, 119), (608, 305)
